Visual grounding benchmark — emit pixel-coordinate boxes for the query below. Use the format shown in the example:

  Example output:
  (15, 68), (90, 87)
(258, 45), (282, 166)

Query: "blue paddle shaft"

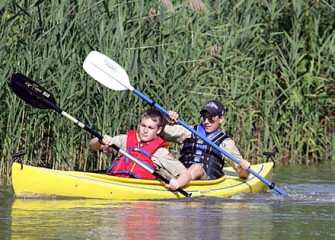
(132, 89), (287, 195)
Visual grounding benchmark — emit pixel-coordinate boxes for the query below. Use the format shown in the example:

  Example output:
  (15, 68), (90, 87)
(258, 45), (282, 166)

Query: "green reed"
(0, 0), (334, 179)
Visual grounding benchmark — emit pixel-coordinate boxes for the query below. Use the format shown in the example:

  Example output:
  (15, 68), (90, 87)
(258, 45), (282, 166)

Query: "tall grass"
(0, 0), (334, 179)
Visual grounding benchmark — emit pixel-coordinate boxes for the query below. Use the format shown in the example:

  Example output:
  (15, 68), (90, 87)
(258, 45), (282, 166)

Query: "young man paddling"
(165, 100), (251, 181)
(89, 107), (191, 190)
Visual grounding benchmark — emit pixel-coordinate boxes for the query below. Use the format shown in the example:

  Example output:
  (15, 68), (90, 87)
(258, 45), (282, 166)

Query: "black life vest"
(179, 124), (229, 179)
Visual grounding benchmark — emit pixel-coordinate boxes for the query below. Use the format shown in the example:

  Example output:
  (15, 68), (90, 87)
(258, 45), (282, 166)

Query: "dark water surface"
(1, 164), (334, 240)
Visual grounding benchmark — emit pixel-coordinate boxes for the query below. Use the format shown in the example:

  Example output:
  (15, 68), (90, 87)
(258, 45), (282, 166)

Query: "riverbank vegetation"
(0, 0), (334, 179)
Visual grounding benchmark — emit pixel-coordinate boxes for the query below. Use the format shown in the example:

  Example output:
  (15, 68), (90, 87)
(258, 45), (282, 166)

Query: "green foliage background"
(0, 0), (334, 178)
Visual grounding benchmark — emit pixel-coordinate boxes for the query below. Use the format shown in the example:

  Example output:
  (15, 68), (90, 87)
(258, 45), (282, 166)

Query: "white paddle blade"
(83, 51), (134, 91)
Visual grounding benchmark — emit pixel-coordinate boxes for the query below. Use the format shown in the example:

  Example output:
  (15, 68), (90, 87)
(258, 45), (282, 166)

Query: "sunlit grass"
(0, 0), (334, 178)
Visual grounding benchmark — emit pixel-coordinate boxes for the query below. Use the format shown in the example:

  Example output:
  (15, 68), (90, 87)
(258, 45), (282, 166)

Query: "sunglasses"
(200, 114), (216, 123)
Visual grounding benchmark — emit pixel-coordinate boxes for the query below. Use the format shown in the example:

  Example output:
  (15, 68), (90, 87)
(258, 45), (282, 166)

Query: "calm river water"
(1, 164), (334, 240)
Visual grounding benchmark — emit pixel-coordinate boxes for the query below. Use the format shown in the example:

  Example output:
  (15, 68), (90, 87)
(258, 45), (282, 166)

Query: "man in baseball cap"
(164, 99), (251, 183)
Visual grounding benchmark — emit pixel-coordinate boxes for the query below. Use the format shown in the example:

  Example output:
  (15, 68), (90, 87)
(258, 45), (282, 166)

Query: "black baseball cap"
(200, 100), (225, 117)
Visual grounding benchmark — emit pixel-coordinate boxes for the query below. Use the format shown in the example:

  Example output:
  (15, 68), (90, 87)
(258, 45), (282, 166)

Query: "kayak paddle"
(9, 72), (192, 198)
(83, 50), (287, 195)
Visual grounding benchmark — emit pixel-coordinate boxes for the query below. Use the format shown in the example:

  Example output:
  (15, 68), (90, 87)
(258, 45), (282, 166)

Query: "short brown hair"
(140, 107), (165, 129)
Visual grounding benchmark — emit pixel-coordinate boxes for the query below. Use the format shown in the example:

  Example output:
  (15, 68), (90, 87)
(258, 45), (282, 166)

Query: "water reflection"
(2, 164), (335, 239)
(10, 198), (274, 240)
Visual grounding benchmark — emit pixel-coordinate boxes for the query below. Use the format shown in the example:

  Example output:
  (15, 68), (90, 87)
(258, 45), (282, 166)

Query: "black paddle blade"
(9, 73), (60, 111)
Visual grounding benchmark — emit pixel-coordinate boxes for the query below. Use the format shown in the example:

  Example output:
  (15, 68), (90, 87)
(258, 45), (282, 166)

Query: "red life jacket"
(106, 130), (169, 179)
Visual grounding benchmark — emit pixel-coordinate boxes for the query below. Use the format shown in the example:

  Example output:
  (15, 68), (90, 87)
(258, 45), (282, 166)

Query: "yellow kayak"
(12, 162), (274, 200)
